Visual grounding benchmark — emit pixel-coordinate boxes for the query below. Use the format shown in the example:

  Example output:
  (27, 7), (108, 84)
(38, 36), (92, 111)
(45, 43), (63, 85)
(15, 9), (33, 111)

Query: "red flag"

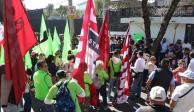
(98, 11), (109, 70)
(117, 27), (131, 104)
(3, 0), (37, 104)
(73, 0), (99, 88)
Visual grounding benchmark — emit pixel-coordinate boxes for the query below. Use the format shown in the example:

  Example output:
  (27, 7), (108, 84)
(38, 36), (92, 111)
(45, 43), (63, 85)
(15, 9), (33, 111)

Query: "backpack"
(55, 81), (75, 112)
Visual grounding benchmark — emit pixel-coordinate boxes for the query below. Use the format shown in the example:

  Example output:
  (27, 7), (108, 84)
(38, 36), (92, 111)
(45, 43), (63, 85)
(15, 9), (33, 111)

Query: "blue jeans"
(131, 73), (144, 97)
(108, 78), (118, 101)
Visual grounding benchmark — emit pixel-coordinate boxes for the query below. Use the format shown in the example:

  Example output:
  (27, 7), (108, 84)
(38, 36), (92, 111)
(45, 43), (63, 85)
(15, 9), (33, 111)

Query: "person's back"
(173, 83), (194, 112)
(151, 68), (173, 92)
(45, 70), (85, 112)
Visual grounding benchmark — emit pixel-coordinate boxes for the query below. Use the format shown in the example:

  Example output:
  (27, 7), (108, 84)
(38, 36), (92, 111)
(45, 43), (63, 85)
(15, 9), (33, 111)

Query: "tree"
(142, 0), (151, 49)
(56, 5), (68, 19)
(46, 4), (54, 17)
(151, 0), (181, 54)
(94, 0), (103, 17)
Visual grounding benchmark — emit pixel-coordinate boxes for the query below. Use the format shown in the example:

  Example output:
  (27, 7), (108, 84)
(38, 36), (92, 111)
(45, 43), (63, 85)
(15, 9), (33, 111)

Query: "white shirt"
(188, 58), (194, 72)
(171, 83), (194, 112)
(182, 43), (192, 50)
(146, 62), (157, 74)
(131, 58), (145, 73)
(160, 42), (168, 53)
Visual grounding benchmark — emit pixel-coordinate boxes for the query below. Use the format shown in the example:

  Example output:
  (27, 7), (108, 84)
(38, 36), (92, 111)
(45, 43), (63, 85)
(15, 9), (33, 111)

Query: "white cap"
(150, 86), (166, 102)
(179, 70), (194, 80)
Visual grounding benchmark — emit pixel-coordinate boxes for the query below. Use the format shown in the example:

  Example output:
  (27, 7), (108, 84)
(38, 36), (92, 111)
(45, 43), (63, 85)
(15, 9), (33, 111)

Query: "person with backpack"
(44, 70), (85, 112)
(108, 51), (122, 102)
(170, 70), (194, 112)
(146, 58), (175, 99)
(93, 60), (109, 110)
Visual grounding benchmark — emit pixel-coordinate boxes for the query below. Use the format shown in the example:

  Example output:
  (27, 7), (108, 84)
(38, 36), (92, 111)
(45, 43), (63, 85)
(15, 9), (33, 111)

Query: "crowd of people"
(1, 37), (194, 112)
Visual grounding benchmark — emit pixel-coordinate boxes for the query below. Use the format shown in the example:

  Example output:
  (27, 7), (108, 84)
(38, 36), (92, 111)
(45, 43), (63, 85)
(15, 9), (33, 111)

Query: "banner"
(3, 0), (37, 104)
(117, 27), (131, 104)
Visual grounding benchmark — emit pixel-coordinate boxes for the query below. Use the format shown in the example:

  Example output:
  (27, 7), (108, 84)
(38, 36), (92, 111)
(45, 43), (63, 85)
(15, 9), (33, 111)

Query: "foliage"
(56, 5), (68, 19)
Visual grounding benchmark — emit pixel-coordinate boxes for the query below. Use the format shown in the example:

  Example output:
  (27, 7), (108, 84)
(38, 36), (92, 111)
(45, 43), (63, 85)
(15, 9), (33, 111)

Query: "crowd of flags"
(0, 0), (131, 105)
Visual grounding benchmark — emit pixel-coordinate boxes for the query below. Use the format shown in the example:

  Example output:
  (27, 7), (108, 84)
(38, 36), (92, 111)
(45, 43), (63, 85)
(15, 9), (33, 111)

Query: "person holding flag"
(2, 0), (37, 111)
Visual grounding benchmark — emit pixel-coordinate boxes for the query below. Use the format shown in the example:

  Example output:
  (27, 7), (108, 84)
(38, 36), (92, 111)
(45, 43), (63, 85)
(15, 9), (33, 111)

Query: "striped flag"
(73, 0), (99, 89)
(0, 23), (4, 45)
(117, 27), (131, 104)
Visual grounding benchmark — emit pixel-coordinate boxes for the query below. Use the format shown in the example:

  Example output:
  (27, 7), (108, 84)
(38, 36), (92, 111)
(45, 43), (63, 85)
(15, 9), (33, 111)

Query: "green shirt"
(45, 79), (84, 112)
(84, 72), (93, 97)
(33, 70), (53, 101)
(95, 69), (109, 85)
(108, 58), (122, 78)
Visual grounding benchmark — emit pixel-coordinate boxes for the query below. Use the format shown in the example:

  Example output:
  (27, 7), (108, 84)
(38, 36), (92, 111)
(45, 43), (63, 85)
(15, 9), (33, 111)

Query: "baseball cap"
(179, 70), (194, 80)
(150, 86), (166, 102)
(56, 70), (67, 78)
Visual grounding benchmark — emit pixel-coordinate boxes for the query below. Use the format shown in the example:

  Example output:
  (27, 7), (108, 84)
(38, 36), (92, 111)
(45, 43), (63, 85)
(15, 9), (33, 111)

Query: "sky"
(23, 0), (87, 10)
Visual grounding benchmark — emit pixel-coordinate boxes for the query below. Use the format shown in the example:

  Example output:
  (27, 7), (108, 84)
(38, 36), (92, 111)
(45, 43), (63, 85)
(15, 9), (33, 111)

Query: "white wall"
(126, 22), (186, 43)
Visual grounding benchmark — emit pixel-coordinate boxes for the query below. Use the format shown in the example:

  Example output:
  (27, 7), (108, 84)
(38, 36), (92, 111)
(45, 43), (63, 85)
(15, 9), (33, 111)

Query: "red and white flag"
(117, 27), (131, 104)
(73, 0), (99, 88)
(0, 23), (4, 45)
(98, 11), (109, 70)
(3, 0), (37, 104)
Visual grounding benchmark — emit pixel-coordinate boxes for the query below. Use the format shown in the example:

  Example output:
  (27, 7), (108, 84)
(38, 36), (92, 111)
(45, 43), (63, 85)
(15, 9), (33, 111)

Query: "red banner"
(98, 11), (109, 70)
(3, 0), (37, 104)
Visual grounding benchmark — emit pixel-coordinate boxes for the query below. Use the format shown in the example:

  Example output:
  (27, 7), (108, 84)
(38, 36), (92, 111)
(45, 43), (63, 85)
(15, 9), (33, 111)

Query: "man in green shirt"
(33, 60), (53, 112)
(108, 51), (122, 103)
(44, 70), (85, 112)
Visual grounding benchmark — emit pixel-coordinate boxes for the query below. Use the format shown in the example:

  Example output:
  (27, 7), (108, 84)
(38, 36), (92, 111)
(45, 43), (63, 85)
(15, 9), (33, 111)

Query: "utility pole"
(68, 0), (74, 39)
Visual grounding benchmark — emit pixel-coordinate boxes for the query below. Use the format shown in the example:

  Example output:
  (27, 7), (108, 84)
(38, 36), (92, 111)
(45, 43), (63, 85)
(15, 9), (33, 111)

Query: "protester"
(172, 59), (187, 86)
(23, 69), (33, 112)
(94, 60), (109, 110)
(136, 86), (170, 112)
(83, 62), (93, 111)
(46, 55), (57, 77)
(130, 51), (145, 99)
(54, 51), (62, 69)
(61, 54), (75, 73)
(182, 40), (192, 50)
(183, 48), (191, 66)
(170, 70), (194, 112)
(146, 58), (175, 96)
(188, 51), (194, 72)
(34, 53), (46, 72)
(146, 56), (157, 74)
(33, 60), (53, 112)
(44, 70), (85, 112)
(108, 51), (121, 102)
(159, 38), (168, 61)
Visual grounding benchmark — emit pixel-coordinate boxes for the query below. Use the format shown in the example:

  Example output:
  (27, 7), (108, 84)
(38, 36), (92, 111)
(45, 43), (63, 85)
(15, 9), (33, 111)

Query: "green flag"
(0, 45), (4, 65)
(62, 21), (71, 62)
(134, 33), (142, 43)
(40, 14), (47, 41)
(33, 30), (53, 57)
(24, 51), (32, 69)
(52, 27), (61, 55)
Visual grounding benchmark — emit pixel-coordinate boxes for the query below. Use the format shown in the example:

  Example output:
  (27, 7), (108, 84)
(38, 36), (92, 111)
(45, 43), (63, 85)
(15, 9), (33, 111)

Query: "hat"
(56, 70), (67, 77)
(179, 70), (194, 80)
(150, 86), (166, 102)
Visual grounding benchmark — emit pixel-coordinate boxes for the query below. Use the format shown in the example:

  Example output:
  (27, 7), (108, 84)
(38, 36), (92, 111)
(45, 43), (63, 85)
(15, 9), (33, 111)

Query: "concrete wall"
(110, 22), (186, 44)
